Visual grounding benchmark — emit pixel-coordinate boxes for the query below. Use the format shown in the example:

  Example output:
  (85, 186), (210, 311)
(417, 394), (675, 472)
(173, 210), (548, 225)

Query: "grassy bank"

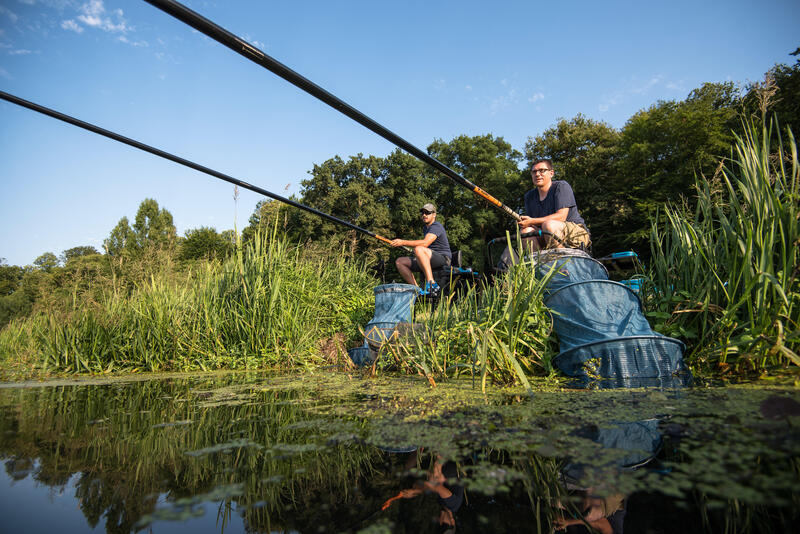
(0, 225), (376, 376)
(1, 122), (797, 383)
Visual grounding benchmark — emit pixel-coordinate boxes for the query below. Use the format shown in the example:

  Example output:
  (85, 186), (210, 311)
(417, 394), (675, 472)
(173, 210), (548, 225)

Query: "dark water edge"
(0, 371), (798, 533)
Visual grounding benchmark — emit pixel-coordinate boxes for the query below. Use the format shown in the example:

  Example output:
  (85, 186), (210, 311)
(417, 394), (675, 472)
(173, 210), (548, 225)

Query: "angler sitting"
(497, 159), (590, 271)
(391, 203), (452, 298)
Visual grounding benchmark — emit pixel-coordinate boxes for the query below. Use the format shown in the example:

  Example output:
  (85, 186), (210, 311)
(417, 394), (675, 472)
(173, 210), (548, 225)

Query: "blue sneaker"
(424, 281), (441, 298)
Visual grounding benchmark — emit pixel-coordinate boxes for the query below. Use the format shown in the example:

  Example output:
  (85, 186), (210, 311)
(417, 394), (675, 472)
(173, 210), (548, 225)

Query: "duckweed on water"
(0, 371), (797, 533)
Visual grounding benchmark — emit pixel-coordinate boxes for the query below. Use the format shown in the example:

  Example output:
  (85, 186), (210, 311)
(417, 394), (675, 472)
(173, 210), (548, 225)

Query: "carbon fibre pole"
(142, 0), (523, 223)
(0, 90), (404, 249)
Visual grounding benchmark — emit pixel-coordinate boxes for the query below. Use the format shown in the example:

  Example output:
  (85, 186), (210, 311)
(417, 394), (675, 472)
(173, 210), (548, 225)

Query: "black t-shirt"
(424, 221), (452, 259)
(523, 180), (587, 229)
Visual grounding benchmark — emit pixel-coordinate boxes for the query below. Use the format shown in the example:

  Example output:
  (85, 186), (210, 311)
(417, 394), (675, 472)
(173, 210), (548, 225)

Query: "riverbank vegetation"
(647, 119), (799, 376)
(1, 57), (798, 382)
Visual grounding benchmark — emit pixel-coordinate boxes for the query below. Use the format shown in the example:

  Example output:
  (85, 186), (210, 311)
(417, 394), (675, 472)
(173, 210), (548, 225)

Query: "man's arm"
(391, 233), (437, 248)
(517, 207), (570, 229)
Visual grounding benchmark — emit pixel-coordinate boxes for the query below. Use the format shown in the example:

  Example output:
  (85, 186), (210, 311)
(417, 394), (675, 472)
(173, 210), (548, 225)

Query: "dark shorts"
(409, 250), (450, 271)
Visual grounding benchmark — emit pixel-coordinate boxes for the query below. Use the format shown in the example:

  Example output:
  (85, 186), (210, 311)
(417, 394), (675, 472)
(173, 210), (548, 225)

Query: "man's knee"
(396, 256), (411, 269)
(541, 220), (565, 235)
(413, 246), (432, 259)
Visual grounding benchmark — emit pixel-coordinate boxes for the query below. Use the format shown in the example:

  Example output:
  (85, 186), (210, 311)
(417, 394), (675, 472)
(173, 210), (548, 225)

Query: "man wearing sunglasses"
(391, 203), (452, 297)
(497, 159), (590, 271)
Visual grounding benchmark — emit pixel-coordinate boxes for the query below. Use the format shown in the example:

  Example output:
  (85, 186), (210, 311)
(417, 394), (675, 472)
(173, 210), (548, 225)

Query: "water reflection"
(378, 450), (463, 533)
(0, 373), (798, 533)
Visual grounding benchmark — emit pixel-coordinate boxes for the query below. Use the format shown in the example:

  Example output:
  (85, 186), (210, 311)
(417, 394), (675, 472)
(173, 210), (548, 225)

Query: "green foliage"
(0, 230), (377, 374)
(0, 259), (23, 297)
(103, 215), (133, 256)
(33, 252), (59, 272)
(647, 119), (799, 373)
(742, 52), (800, 134)
(617, 82), (742, 250)
(60, 246), (99, 264)
(104, 199), (177, 257)
(381, 261), (556, 388)
(426, 134), (524, 268)
(179, 226), (233, 262)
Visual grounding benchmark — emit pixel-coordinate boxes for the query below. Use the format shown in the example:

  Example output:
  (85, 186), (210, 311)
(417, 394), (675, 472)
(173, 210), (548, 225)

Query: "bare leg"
(395, 256), (418, 285)
(541, 220), (567, 248)
(414, 246), (435, 283)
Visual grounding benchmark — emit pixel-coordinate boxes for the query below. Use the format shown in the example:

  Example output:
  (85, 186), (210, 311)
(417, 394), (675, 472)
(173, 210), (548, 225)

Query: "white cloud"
(598, 74), (675, 113)
(490, 87), (518, 113)
(0, 5), (19, 24)
(62, 1), (133, 36)
(61, 19), (83, 33)
(434, 78), (446, 91)
(528, 92), (544, 103)
(465, 85), (472, 91)
(0, 66), (10, 79)
(118, 35), (147, 47)
(9, 49), (33, 55)
(0, 5), (19, 22)
(630, 75), (664, 95)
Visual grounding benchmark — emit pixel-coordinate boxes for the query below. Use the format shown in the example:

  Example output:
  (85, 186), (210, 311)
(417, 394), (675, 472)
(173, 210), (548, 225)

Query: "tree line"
(245, 56), (800, 267)
(2, 54), (798, 329)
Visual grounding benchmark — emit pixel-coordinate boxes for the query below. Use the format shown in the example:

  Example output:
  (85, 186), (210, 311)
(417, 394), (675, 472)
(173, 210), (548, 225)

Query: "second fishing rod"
(0, 90), (405, 251)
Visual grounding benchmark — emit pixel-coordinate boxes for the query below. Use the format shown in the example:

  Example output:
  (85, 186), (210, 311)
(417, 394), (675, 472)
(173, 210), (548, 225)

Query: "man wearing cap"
(497, 159), (590, 270)
(391, 203), (452, 297)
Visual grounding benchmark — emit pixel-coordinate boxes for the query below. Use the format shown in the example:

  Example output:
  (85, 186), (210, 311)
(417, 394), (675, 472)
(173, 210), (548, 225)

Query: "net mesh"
(534, 252), (688, 382)
(348, 283), (418, 365)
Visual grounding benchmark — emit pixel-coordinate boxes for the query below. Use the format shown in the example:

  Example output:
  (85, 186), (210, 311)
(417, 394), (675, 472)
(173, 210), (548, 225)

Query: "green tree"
(132, 198), (177, 251)
(742, 52), (800, 135)
(104, 216), (133, 256)
(615, 82), (741, 251)
(241, 199), (298, 245)
(0, 259), (23, 297)
(179, 226), (233, 262)
(61, 246), (99, 264)
(103, 200), (177, 257)
(298, 154), (392, 257)
(33, 252), (59, 273)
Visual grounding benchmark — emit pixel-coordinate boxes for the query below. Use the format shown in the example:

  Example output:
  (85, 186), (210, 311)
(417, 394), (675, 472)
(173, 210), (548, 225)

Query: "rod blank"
(0, 90), (399, 248)
(143, 0), (522, 222)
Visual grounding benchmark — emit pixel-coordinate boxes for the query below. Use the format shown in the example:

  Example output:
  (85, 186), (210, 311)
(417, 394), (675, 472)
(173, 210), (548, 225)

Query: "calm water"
(0, 372), (798, 533)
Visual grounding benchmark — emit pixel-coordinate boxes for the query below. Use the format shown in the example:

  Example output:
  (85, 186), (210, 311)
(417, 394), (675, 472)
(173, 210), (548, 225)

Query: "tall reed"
(381, 260), (556, 389)
(648, 119), (799, 371)
(0, 226), (377, 374)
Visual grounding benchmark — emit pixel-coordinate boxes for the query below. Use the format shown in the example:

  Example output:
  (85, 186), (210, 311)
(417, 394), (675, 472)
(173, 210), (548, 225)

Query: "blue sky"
(1, 0), (798, 266)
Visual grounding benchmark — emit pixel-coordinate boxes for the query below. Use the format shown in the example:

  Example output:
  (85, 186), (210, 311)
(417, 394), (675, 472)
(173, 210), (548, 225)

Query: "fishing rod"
(142, 0), (523, 223)
(0, 90), (405, 249)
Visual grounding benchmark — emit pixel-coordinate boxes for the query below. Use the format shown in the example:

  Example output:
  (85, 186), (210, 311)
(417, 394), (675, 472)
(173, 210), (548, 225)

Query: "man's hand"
(390, 238), (405, 247)
(517, 215), (537, 229)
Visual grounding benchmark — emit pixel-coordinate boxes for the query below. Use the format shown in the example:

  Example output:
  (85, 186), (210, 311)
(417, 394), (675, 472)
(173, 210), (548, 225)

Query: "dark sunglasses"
(420, 209), (434, 215)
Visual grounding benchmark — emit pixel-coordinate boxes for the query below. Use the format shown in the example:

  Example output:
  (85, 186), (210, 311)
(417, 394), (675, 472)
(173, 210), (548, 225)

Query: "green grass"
(380, 259), (558, 390)
(647, 119), (799, 374)
(0, 225), (377, 375)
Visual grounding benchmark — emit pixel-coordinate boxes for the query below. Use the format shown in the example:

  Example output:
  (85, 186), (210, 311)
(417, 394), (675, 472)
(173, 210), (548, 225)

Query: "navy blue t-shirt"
(424, 221), (452, 259)
(523, 180), (587, 229)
